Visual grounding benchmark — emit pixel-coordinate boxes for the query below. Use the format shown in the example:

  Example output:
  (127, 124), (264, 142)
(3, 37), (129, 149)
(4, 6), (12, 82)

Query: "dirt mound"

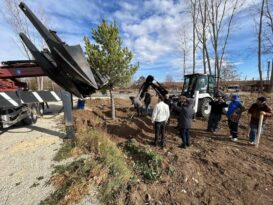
(73, 94), (273, 204)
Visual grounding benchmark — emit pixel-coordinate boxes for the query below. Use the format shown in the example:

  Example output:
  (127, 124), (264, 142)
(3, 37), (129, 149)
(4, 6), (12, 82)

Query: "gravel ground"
(0, 103), (64, 205)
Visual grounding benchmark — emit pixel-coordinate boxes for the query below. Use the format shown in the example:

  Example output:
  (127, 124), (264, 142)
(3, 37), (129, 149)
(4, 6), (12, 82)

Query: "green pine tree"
(84, 19), (139, 119)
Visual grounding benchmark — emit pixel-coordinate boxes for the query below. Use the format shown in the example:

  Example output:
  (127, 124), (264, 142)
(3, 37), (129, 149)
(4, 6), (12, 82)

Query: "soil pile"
(73, 94), (273, 205)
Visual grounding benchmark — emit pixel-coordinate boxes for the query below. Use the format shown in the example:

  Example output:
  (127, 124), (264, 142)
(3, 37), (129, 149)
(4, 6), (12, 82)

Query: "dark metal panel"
(0, 94), (14, 108)
(37, 91), (58, 101)
(19, 91), (40, 104)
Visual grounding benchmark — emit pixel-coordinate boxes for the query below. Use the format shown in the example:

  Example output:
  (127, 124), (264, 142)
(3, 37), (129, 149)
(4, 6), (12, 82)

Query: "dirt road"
(0, 104), (64, 205)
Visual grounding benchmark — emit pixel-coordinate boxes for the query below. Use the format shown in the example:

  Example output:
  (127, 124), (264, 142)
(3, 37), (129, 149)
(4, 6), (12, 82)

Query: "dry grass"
(42, 129), (134, 205)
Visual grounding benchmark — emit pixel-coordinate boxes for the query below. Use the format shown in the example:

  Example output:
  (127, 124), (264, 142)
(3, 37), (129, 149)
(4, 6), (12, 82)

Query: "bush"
(123, 139), (163, 181)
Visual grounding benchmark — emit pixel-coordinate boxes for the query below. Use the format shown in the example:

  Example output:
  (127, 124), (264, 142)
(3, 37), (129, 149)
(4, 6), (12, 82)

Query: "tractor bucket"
(19, 2), (107, 97)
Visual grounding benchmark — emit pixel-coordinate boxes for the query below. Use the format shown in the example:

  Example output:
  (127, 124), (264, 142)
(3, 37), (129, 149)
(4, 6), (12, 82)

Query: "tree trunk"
(109, 89), (116, 120)
(268, 59), (273, 93)
(183, 49), (186, 76)
(192, 23), (196, 73)
(192, 0), (197, 74)
(202, 0), (207, 74)
(205, 46), (212, 74)
(267, 61), (270, 81)
(258, 0), (265, 92)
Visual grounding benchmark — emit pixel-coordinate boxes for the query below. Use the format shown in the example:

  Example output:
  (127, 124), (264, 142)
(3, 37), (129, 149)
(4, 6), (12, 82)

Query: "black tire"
(22, 105), (38, 125)
(197, 98), (212, 119)
(37, 103), (44, 116)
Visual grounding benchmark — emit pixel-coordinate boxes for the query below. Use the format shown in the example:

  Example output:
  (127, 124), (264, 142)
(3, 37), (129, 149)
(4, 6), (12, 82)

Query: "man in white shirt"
(152, 96), (170, 147)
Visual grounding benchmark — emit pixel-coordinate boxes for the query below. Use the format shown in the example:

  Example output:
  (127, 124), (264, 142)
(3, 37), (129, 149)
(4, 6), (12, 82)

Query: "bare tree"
(196, 0), (212, 74)
(221, 62), (239, 81)
(263, 0), (273, 53)
(1, 0), (48, 90)
(179, 28), (190, 77)
(191, 0), (198, 74)
(207, 0), (240, 86)
(258, 0), (265, 91)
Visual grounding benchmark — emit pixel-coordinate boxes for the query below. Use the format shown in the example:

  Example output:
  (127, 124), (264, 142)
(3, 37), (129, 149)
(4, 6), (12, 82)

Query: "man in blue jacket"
(226, 95), (246, 141)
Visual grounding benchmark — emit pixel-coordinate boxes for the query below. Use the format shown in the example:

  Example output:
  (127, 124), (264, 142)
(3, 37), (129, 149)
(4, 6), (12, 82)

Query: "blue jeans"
(249, 123), (263, 142)
(181, 128), (190, 147)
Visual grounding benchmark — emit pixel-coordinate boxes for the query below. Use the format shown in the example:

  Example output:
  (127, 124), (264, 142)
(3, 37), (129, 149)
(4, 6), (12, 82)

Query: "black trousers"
(154, 121), (166, 146)
(207, 113), (221, 131)
(228, 119), (238, 138)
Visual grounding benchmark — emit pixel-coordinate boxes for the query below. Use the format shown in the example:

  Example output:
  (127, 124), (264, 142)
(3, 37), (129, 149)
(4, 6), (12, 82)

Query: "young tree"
(84, 19), (139, 119)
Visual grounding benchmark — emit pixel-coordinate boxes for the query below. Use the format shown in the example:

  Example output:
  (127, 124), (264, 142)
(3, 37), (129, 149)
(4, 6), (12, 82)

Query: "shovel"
(255, 111), (266, 148)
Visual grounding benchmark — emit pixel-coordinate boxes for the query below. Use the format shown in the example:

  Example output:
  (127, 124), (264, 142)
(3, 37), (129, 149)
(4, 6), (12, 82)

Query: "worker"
(206, 95), (228, 132)
(151, 96), (170, 148)
(226, 95), (246, 141)
(130, 96), (143, 116)
(144, 92), (151, 115)
(173, 96), (194, 149)
(247, 96), (272, 145)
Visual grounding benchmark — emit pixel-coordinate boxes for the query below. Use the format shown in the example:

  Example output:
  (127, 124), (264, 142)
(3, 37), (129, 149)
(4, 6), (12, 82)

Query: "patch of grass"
(122, 139), (163, 181)
(40, 159), (94, 205)
(42, 129), (133, 205)
(78, 129), (133, 204)
(53, 142), (74, 162)
(166, 166), (175, 176)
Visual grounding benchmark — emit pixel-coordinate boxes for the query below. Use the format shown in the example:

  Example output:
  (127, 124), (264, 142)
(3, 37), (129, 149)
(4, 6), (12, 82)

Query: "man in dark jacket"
(173, 96), (194, 149)
(207, 95), (228, 132)
(248, 96), (272, 145)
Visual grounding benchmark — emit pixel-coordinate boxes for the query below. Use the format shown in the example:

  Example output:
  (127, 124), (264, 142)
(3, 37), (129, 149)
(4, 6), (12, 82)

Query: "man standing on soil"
(226, 95), (246, 141)
(207, 95), (228, 132)
(130, 96), (143, 116)
(173, 96), (194, 149)
(152, 96), (170, 148)
(144, 92), (151, 115)
(247, 96), (272, 145)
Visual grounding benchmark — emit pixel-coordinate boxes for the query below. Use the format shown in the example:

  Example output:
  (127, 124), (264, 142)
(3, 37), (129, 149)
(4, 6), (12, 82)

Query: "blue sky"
(0, 0), (270, 82)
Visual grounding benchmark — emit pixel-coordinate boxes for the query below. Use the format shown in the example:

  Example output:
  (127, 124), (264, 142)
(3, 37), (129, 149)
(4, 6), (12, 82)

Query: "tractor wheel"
(23, 105), (38, 125)
(37, 103), (44, 116)
(197, 98), (212, 119)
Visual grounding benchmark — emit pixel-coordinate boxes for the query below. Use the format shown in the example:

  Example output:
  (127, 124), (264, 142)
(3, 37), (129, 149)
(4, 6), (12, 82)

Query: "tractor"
(182, 73), (227, 119)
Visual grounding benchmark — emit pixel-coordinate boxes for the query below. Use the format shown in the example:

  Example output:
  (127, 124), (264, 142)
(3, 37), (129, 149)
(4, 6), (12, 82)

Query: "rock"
(145, 193), (152, 202)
